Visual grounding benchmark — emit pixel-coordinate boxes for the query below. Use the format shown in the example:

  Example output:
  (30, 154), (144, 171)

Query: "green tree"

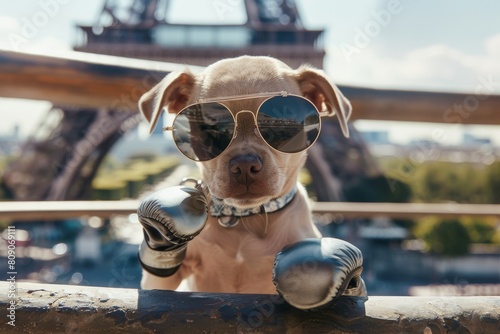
(410, 161), (488, 203)
(343, 175), (412, 203)
(461, 217), (499, 244)
(486, 161), (500, 204)
(414, 218), (471, 256)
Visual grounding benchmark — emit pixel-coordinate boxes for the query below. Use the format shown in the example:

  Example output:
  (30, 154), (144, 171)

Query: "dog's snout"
(228, 154), (263, 177)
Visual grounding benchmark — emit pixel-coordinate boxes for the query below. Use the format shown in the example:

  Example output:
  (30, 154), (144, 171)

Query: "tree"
(342, 175), (412, 203)
(410, 161), (488, 203)
(486, 161), (500, 204)
(413, 218), (471, 256)
(460, 217), (499, 244)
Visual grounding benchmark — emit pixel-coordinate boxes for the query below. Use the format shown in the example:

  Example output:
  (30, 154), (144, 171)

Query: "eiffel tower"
(3, 0), (384, 204)
(75, 0), (325, 68)
(72, 0), (383, 204)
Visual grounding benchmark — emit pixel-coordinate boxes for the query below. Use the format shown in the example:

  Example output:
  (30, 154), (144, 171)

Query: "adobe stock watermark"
(108, 254), (137, 288)
(339, 0), (412, 63)
(7, 0), (71, 51)
(212, 0), (241, 20)
(442, 75), (499, 125)
(387, 74), (499, 188)
(6, 226), (17, 327)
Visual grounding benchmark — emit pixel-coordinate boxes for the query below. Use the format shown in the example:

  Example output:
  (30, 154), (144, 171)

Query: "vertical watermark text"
(6, 226), (17, 327)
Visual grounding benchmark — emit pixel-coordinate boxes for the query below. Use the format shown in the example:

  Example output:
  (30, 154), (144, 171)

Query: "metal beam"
(342, 85), (500, 125)
(0, 49), (202, 111)
(2, 200), (500, 221)
(1, 282), (498, 333)
(1, 49), (499, 125)
(311, 201), (500, 219)
(0, 200), (139, 221)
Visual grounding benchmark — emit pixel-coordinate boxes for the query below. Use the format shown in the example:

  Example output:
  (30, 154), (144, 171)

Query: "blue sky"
(1, 0), (500, 144)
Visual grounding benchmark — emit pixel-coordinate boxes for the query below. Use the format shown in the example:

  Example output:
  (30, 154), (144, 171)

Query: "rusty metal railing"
(0, 282), (498, 333)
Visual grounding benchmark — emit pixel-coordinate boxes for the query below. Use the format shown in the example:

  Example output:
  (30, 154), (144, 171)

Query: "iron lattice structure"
(75, 0), (325, 68)
(2, 107), (139, 201)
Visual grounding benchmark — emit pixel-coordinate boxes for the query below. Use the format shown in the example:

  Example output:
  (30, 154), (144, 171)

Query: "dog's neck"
(210, 185), (298, 228)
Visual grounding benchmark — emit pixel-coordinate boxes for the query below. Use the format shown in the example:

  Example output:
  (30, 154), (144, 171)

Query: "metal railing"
(1, 200), (500, 221)
(1, 282), (499, 333)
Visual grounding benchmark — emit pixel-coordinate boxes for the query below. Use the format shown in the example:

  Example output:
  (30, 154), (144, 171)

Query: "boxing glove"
(138, 185), (208, 277)
(272, 238), (367, 310)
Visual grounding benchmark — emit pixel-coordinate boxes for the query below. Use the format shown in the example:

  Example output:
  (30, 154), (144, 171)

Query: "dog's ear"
(139, 71), (196, 134)
(293, 66), (352, 138)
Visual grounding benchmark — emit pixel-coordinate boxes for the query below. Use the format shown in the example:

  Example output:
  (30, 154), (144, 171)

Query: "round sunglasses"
(163, 91), (329, 162)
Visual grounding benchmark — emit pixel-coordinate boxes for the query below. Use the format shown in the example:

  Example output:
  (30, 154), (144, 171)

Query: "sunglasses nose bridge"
(233, 110), (258, 138)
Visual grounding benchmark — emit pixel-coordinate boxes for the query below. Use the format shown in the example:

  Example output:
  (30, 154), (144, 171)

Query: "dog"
(137, 55), (352, 294)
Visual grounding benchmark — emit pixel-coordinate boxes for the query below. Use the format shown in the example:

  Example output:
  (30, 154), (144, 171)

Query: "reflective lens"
(170, 95), (321, 161)
(172, 102), (234, 161)
(257, 96), (320, 153)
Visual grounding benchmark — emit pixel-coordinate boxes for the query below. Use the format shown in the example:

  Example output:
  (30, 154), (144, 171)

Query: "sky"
(0, 0), (500, 145)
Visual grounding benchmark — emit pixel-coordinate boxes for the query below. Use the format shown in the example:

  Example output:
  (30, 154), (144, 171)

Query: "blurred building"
(0, 125), (21, 155)
(109, 124), (178, 162)
(463, 132), (492, 146)
(359, 130), (390, 145)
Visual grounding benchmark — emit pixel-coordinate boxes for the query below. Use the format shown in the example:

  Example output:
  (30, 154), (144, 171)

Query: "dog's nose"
(228, 154), (263, 178)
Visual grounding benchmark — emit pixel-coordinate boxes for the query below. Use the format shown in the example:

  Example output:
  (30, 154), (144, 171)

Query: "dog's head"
(139, 56), (351, 209)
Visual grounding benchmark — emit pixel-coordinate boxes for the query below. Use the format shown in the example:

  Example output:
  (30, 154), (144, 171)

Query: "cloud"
(27, 36), (70, 52)
(485, 33), (500, 57)
(0, 16), (19, 32)
(0, 98), (51, 137)
(0, 16), (20, 49)
(327, 33), (500, 94)
(0, 6), (72, 52)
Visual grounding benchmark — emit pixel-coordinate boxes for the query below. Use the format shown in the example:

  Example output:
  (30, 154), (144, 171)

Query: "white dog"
(137, 56), (365, 309)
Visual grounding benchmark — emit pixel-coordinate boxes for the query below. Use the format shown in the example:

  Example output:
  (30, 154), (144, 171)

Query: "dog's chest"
(184, 221), (283, 294)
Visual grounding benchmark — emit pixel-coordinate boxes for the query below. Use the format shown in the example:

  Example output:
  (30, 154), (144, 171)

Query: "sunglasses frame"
(163, 91), (330, 162)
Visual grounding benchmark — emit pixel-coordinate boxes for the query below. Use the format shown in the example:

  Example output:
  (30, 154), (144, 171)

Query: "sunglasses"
(164, 91), (329, 162)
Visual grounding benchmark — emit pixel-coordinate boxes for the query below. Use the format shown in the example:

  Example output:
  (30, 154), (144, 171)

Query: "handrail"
(1, 200), (500, 221)
(1, 48), (500, 124)
(311, 201), (500, 219)
(0, 48), (202, 110)
(0, 200), (139, 221)
(1, 282), (498, 333)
